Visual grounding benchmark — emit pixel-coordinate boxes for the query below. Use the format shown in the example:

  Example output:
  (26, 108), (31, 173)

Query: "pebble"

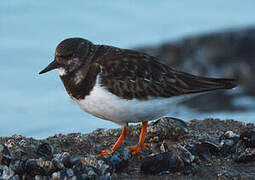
(52, 152), (71, 169)
(36, 142), (53, 159)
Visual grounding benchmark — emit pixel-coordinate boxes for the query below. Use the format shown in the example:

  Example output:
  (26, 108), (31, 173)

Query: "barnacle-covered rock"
(0, 118), (255, 179)
(103, 147), (132, 172)
(9, 160), (25, 175)
(141, 144), (194, 175)
(218, 130), (255, 163)
(52, 152), (71, 169)
(141, 152), (179, 174)
(36, 142), (53, 160)
(5, 139), (26, 160)
(240, 130), (255, 148)
(147, 117), (188, 142)
(0, 144), (12, 166)
(0, 165), (15, 179)
(84, 155), (112, 176)
(219, 131), (240, 155)
(24, 158), (56, 176)
(187, 141), (220, 161)
(234, 153), (255, 163)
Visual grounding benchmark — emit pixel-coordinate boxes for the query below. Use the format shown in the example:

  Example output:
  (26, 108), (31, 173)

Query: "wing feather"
(97, 47), (237, 100)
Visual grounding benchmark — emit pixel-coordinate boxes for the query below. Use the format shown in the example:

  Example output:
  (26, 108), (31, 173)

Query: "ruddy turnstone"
(39, 38), (238, 156)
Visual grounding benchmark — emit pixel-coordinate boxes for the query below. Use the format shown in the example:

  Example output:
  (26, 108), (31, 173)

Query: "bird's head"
(39, 38), (93, 76)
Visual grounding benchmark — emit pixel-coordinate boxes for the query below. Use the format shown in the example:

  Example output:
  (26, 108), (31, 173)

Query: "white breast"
(72, 75), (187, 126)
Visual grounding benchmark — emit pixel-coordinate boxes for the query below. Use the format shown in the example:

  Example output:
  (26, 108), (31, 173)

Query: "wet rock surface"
(137, 27), (255, 112)
(1, 118), (255, 179)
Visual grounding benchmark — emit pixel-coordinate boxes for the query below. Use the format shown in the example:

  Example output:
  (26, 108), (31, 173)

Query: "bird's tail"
(200, 77), (238, 90)
(175, 70), (239, 95)
(184, 76), (239, 94)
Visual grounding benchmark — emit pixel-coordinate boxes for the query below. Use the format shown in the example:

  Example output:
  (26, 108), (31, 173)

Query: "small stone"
(141, 152), (178, 174)
(52, 152), (71, 169)
(9, 160), (25, 175)
(240, 130), (255, 148)
(18, 139), (27, 147)
(66, 168), (74, 177)
(0, 154), (11, 166)
(79, 165), (100, 180)
(9, 174), (20, 180)
(83, 155), (112, 178)
(187, 142), (219, 161)
(187, 143), (211, 161)
(219, 131), (243, 156)
(36, 142), (53, 159)
(6, 142), (26, 160)
(24, 158), (55, 176)
(25, 158), (45, 176)
(104, 147), (132, 172)
(52, 171), (61, 180)
(35, 175), (48, 180)
(11, 135), (22, 140)
(0, 165), (15, 179)
(0, 144), (10, 156)
(234, 153), (255, 163)
(148, 117), (188, 142)
(0, 144), (12, 166)
(70, 156), (83, 168)
(141, 144), (194, 175)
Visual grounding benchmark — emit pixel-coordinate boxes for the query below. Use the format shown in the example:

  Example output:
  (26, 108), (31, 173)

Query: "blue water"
(1, 1), (255, 139)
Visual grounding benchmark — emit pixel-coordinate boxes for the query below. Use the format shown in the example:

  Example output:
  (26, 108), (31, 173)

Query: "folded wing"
(99, 48), (238, 100)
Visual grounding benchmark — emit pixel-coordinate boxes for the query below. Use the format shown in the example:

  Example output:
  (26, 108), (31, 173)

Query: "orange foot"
(127, 121), (148, 155)
(126, 144), (147, 155)
(99, 127), (129, 158)
(99, 149), (112, 157)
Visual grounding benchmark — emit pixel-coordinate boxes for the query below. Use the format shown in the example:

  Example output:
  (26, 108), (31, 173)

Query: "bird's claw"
(126, 143), (147, 155)
(99, 149), (112, 157)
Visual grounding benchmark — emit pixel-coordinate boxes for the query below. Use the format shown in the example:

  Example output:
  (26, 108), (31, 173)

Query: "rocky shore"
(0, 118), (255, 179)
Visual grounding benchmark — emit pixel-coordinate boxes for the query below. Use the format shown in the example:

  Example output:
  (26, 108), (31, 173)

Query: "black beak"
(39, 60), (60, 74)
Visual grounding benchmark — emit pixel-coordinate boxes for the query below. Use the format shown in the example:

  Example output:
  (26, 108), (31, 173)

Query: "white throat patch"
(58, 67), (67, 76)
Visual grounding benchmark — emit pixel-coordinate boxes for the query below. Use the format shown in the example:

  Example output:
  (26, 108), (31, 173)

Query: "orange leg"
(127, 121), (148, 155)
(100, 127), (129, 157)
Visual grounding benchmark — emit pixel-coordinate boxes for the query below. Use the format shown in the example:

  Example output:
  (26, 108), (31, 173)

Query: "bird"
(39, 38), (238, 156)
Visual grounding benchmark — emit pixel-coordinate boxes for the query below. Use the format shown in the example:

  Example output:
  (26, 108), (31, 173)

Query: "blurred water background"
(1, 0), (255, 138)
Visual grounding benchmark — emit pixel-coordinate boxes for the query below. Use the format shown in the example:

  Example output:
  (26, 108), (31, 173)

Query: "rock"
(141, 144), (194, 175)
(219, 131), (240, 155)
(24, 158), (56, 176)
(6, 140), (26, 160)
(9, 160), (25, 175)
(103, 147), (132, 172)
(0, 144), (10, 156)
(147, 117), (188, 142)
(141, 152), (178, 174)
(36, 142), (53, 160)
(240, 130), (255, 148)
(84, 155), (112, 177)
(52, 152), (71, 169)
(0, 165), (15, 179)
(187, 142), (220, 161)
(234, 153), (255, 163)
(0, 118), (255, 179)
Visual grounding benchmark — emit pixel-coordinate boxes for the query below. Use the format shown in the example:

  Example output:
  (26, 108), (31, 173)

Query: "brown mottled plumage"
(39, 38), (238, 156)
(98, 46), (237, 100)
